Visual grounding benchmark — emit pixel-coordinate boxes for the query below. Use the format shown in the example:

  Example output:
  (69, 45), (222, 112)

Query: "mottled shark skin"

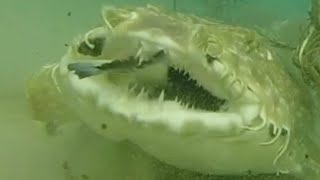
(26, 5), (320, 179)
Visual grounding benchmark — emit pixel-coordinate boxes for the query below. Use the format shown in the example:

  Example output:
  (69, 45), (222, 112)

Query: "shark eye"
(77, 37), (105, 57)
(205, 54), (218, 64)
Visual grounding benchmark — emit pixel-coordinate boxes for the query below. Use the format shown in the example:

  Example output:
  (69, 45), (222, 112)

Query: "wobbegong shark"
(26, 3), (320, 180)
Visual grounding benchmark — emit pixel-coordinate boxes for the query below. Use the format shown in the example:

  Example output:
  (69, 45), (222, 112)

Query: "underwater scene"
(2, 0), (320, 179)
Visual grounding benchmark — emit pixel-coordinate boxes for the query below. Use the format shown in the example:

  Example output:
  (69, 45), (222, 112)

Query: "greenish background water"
(0, 0), (311, 179)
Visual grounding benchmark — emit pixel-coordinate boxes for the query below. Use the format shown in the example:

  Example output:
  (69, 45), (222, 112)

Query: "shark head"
(27, 5), (319, 177)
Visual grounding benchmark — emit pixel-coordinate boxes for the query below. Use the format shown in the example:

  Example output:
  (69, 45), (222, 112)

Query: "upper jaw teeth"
(171, 65), (205, 89)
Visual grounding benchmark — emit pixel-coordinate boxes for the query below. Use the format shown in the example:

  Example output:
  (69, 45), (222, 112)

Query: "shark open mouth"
(67, 54), (227, 113)
(65, 33), (228, 114)
(25, 5), (304, 176)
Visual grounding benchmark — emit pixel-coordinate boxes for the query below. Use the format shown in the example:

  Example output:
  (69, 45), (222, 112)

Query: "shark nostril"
(78, 37), (105, 57)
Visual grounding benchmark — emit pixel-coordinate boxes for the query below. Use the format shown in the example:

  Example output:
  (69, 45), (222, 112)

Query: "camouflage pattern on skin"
(26, 5), (320, 180)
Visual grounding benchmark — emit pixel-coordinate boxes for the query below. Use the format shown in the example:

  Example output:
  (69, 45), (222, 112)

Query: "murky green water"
(0, 0), (311, 179)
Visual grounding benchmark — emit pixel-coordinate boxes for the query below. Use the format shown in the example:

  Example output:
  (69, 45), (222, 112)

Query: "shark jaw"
(55, 5), (292, 174)
(61, 47), (282, 174)
(27, 4), (308, 176)
(64, 53), (238, 134)
(61, 25), (264, 136)
(61, 44), (286, 174)
(26, 5), (320, 178)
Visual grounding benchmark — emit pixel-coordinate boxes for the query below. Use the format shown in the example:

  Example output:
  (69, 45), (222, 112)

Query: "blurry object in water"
(205, 0), (248, 18)
(26, 3), (320, 180)
(173, 0), (176, 11)
(63, 161), (90, 180)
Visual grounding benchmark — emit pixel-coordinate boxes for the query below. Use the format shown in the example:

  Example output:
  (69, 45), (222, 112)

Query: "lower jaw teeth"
(158, 90), (165, 102)
(127, 84), (225, 111)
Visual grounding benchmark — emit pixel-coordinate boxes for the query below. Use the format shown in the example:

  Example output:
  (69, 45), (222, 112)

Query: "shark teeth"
(128, 85), (188, 108)
(158, 89), (165, 102)
(171, 65), (203, 84)
(128, 84), (138, 94)
(173, 96), (184, 106)
(136, 87), (148, 99)
(138, 56), (145, 66)
(184, 103), (190, 109)
(125, 64), (219, 110)
(183, 71), (188, 76)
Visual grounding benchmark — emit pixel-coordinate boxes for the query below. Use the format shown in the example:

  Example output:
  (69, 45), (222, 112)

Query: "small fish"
(67, 62), (104, 79)
(68, 50), (165, 79)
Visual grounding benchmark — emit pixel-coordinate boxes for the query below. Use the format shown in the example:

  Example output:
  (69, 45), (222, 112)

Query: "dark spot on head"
(305, 154), (309, 159)
(281, 128), (288, 136)
(101, 123), (107, 130)
(67, 12), (71, 16)
(64, 43), (69, 47)
(81, 174), (89, 179)
(268, 124), (276, 137)
(77, 37), (105, 57)
(62, 161), (69, 170)
(205, 54), (218, 64)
